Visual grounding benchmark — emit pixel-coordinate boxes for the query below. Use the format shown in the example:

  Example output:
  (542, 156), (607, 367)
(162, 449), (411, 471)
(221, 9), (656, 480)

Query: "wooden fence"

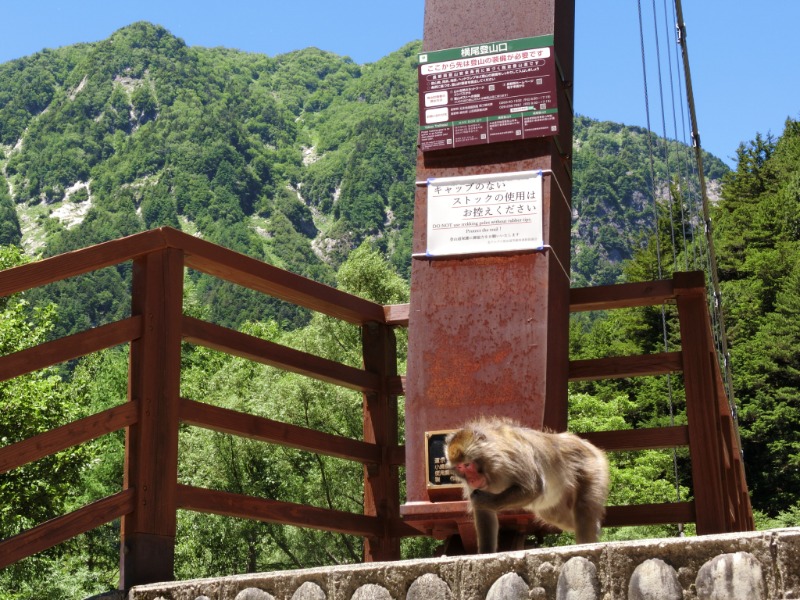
(0, 227), (752, 589)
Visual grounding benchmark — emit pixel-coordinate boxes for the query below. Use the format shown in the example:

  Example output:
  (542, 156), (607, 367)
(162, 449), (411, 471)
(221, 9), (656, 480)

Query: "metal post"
(403, 0), (575, 548)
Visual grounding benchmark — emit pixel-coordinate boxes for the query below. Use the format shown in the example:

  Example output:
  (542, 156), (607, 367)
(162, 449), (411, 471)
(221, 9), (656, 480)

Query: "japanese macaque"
(445, 417), (609, 553)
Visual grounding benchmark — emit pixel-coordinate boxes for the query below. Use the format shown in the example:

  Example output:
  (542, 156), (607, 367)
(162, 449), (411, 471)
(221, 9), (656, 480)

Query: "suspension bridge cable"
(638, 0), (685, 528)
(661, 0), (690, 271)
(650, 0), (679, 272)
(673, 0), (737, 412)
(637, 0), (663, 280)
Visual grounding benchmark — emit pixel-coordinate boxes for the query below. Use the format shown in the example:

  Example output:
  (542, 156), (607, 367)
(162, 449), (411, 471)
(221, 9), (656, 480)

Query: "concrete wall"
(125, 527), (800, 600)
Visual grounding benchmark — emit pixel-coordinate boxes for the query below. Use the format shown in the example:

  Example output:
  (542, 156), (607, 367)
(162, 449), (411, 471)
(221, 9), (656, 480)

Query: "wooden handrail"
(176, 484), (385, 538)
(179, 398), (383, 464)
(0, 317), (142, 382)
(603, 502), (696, 527)
(376, 275), (694, 326)
(0, 223), (752, 582)
(0, 402), (139, 474)
(580, 425), (690, 452)
(569, 351), (683, 381)
(182, 316), (381, 392)
(0, 490), (135, 570)
(570, 278), (678, 312)
(401, 499), (696, 529)
(0, 227), (387, 325)
(0, 231), (166, 298)
(161, 228), (386, 325)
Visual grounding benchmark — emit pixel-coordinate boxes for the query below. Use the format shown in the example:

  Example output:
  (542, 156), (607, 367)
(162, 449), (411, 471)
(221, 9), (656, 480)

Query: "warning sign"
(418, 35), (559, 152)
(422, 170), (544, 258)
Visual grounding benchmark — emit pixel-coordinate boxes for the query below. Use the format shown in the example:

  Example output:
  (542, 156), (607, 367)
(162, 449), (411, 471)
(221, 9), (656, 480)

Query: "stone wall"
(126, 527), (800, 600)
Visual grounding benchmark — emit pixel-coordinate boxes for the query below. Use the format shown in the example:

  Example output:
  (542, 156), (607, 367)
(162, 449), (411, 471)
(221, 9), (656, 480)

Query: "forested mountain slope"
(0, 22), (726, 334)
(3, 20), (800, 600)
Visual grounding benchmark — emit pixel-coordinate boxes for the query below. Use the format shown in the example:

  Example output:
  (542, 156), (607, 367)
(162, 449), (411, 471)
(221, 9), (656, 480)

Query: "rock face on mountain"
(0, 21), (727, 330)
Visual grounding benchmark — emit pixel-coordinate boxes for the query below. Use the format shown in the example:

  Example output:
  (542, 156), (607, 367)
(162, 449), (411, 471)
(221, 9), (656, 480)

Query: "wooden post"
(362, 321), (401, 560)
(674, 271), (727, 534)
(402, 0), (575, 546)
(120, 248), (184, 589)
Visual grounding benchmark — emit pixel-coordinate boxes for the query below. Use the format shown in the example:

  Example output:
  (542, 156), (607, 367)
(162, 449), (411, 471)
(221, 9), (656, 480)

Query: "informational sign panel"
(422, 170), (544, 258)
(425, 431), (458, 488)
(418, 35), (558, 152)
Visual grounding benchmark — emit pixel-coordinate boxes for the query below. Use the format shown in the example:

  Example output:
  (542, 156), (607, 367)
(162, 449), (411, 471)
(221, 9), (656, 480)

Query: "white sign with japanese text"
(424, 170), (543, 257)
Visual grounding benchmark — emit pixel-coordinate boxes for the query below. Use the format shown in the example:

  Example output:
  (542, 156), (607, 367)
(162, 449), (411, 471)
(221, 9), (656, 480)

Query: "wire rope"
(661, 0), (690, 271)
(638, 0), (684, 532)
(650, 0), (679, 272)
(673, 0), (737, 416)
(637, 0), (744, 529)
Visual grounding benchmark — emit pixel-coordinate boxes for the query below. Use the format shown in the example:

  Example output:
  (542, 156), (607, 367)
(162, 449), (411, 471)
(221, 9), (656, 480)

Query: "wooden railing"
(393, 273), (753, 539)
(0, 227), (412, 588)
(0, 227), (752, 590)
(571, 272), (753, 534)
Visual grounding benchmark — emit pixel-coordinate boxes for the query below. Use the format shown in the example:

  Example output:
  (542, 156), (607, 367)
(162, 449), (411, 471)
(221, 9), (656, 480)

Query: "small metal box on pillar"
(401, 0), (575, 552)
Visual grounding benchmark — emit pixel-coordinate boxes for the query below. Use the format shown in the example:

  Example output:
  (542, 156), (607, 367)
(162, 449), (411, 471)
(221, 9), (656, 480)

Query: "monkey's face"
(445, 429), (489, 490)
(451, 460), (487, 490)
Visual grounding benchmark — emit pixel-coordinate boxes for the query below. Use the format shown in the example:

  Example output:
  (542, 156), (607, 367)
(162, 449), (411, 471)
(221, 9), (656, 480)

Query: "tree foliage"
(0, 247), (92, 599)
(2, 21), (800, 598)
(712, 118), (800, 515)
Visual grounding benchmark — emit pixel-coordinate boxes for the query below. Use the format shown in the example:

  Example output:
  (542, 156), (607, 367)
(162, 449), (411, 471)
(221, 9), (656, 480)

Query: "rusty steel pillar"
(402, 0), (575, 548)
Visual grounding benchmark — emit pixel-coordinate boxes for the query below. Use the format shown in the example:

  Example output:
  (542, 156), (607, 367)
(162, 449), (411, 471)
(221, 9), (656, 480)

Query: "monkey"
(444, 416), (609, 553)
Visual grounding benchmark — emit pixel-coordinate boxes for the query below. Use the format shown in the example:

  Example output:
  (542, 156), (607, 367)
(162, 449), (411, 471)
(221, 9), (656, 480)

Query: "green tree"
(568, 392), (690, 543)
(0, 247), (88, 598)
(0, 175), (21, 245)
(174, 244), (410, 576)
(711, 118), (800, 515)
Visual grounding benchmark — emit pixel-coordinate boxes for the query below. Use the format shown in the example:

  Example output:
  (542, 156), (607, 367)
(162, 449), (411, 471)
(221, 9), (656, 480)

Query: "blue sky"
(1, 0), (798, 168)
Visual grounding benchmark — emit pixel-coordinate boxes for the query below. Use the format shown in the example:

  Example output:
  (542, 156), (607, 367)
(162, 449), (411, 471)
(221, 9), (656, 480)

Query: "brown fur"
(445, 417), (609, 553)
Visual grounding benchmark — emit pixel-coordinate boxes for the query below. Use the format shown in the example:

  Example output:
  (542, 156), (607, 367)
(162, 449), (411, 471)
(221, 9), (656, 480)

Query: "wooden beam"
(0, 229), (167, 297)
(182, 315), (380, 393)
(603, 502), (695, 527)
(569, 351), (683, 381)
(121, 248), (184, 588)
(570, 278), (676, 312)
(176, 484), (384, 538)
(362, 321), (402, 561)
(159, 227), (385, 325)
(676, 285), (728, 535)
(179, 397), (381, 464)
(384, 304), (410, 326)
(388, 273), (702, 326)
(400, 500), (695, 530)
(580, 426), (689, 452)
(0, 226), (388, 325)
(387, 375), (406, 397)
(389, 445), (406, 467)
(0, 490), (135, 569)
(0, 317), (142, 382)
(0, 402), (138, 474)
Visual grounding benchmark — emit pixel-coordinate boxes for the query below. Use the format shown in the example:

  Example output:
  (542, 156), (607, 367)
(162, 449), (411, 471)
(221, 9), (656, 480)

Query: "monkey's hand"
(470, 485), (532, 511)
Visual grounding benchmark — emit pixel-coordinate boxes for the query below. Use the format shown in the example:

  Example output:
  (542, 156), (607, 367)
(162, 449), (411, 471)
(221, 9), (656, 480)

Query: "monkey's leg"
(473, 508), (499, 553)
(572, 498), (601, 544)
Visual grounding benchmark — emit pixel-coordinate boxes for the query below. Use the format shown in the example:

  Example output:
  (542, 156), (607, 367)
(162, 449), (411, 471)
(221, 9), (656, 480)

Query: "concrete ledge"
(127, 527), (800, 599)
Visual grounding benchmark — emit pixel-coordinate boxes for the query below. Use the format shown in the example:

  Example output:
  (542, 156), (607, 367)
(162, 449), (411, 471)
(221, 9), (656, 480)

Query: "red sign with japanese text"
(418, 36), (558, 152)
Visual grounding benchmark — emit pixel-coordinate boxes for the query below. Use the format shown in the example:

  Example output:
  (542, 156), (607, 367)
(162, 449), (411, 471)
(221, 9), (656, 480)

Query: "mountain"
(0, 22), (727, 333)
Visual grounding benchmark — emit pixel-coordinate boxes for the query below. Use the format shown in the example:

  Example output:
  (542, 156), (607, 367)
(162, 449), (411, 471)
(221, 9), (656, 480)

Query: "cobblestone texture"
(126, 527), (800, 600)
